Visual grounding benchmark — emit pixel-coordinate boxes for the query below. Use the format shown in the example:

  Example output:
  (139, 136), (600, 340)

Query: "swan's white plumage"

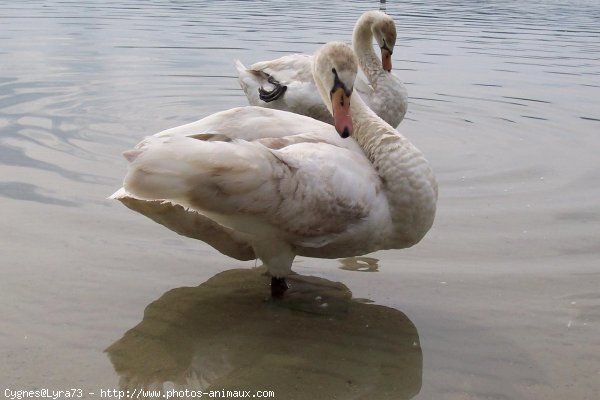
(124, 133), (385, 244)
(236, 11), (408, 128)
(112, 42), (436, 280)
(236, 56), (332, 124)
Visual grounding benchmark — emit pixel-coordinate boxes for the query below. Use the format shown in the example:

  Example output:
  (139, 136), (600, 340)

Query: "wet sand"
(1, 0), (599, 399)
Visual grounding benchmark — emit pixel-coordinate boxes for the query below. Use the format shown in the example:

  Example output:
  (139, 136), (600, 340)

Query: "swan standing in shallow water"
(236, 11), (408, 128)
(112, 42), (436, 298)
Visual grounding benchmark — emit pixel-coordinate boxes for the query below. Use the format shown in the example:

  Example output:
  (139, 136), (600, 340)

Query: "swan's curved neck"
(350, 94), (437, 245)
(350, 94), (407, 158)
(352, 14), (383, 83)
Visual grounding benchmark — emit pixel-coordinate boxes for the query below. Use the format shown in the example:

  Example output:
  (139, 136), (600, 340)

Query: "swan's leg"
(258, 75), (288, 103)
(271, 277), (289, 299)
(253, 240), (295, 298)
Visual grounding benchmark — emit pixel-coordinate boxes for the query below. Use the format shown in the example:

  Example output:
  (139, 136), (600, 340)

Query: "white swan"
(236, 10), (408, 128)
(112, 42), (436, 297)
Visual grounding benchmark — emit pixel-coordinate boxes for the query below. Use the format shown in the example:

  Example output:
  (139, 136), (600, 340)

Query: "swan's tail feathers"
(122, 136), (277, 215)
(123, 148), (144, 162)
(235, 59), (266, 80)
(234, 59), (249, 75)
(108, 187), (127, 200)
(236, 60), (266, 104)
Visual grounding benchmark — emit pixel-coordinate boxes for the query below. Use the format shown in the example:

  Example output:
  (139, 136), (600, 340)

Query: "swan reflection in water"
(106, 267), (422, 399)
(339, 256), (380, 272)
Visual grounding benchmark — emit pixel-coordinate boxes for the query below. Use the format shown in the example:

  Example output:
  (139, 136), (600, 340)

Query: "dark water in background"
(1, 1), (599, 399)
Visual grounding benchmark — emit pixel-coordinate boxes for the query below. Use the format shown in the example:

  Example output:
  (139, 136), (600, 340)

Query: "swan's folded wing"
(238, 54), (331, 123)
(154, 107), (332, 142)
(248, 54), (314, 84)
(122, 135), (381, 246)
(266, 140), (383, 246)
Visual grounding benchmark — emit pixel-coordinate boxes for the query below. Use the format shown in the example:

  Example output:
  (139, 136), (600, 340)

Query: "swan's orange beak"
(381, 48), (392, 72)
(331, 87), (353, 138)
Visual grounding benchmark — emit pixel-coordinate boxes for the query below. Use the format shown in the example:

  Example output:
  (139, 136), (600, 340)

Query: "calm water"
(1, 0), (599, 399)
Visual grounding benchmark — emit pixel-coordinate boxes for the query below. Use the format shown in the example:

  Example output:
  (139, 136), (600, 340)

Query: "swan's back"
(236, 57), (332, 123)
(122, 124), (392, 253)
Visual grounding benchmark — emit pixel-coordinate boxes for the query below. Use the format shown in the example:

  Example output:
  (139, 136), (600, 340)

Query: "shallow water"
(1, 0), (599, 399)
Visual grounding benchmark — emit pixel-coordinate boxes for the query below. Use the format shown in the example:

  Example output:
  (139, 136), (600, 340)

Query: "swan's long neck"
(352, 13), (385, 85)
(350, 94), (405, 159)
(350, 95), (438, 246)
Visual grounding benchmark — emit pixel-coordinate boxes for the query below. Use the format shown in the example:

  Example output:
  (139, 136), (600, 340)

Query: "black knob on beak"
(341, 127), (350, 138)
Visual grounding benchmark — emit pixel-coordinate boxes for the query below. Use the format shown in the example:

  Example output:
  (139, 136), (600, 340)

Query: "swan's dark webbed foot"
(258, 75), (287, 103)
(270, 277), (289, 299)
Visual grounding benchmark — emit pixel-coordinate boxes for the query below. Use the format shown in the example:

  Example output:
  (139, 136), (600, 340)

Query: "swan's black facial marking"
(258, 74), (288, 102)
(341, 127), (350, 138)
(330, 68), (353, 97)
(381, 39), (393, 55)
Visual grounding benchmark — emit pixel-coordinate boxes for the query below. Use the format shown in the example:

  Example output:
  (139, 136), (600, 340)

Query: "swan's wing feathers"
(155, 107), (332, 142)
(122, 136), (379, 244)
(256, 133), (333, 150)
(123, 135), (286, 212)
(188, 133), (233, 142)
(237, 54), (331, 122)
(269, 142), (379, 241)
(249, 54), (314, 84)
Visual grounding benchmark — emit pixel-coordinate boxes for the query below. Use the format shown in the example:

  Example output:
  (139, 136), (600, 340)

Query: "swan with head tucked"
(236, 10), (408, 128)
(111, 42), (436, 298)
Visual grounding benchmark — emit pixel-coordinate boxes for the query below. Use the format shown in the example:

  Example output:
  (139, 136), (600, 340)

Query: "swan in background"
(236, 10), (408, 128)
(112, 42), (436, 298)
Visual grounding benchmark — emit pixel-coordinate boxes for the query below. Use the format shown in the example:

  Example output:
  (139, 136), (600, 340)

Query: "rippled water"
(1, 0), (599, 399)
